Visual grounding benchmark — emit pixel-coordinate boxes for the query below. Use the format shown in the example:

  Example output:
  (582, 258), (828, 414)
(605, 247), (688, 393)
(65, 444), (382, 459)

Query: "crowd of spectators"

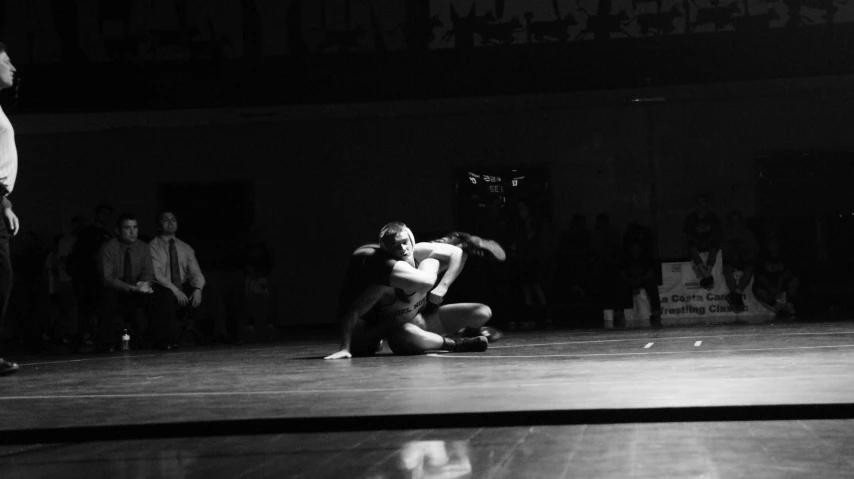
(681, 193), (799, 318)
(0, 193), (806, 354)
(1, 203), (278, 354)
(468, 193), (802, 329)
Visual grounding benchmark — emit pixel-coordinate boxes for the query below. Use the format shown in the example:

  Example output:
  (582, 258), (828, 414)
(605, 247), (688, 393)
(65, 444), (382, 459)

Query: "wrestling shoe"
(0, 358), (19, 376)
(435, 232), (506, 262)
(464, 236), (506, 262)
(453, 336), (489, 353)
(480, 326), (504, 342)
(459, 326), (504, 343)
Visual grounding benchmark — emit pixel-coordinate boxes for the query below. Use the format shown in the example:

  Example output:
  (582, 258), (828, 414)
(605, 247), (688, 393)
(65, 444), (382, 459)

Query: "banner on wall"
(626, 252), (774, 321)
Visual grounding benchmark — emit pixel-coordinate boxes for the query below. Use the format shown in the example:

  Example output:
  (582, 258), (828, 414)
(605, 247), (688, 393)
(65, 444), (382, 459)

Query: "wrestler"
(325, 222), (504, 359)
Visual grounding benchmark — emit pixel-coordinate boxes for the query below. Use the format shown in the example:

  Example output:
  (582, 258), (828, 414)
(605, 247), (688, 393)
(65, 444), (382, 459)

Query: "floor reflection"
(3, 445), (198, 479)
(106, 448), (197, 479)
(368, 440), (472, 479)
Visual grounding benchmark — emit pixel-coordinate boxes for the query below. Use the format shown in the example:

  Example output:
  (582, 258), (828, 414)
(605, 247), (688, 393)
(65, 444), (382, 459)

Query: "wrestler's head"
(379, 222), (415, 263)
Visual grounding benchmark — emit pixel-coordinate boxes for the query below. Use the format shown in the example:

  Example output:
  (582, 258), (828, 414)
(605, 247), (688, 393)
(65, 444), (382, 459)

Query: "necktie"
(123, 247), (133, 284)
(169, 239), (181, 285)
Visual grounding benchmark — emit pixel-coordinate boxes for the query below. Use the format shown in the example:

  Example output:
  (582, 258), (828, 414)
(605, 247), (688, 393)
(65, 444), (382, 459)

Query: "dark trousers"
(0, 217), (12, 340)
(50, 282), (77, 337)
(98, 287), (150, 346)
(151, 283), (194, 345)
(606, 274), (662, 315)
(74, 280), (101, 339)
(619, 276), (662, 314)
(206, 270), (247, 339)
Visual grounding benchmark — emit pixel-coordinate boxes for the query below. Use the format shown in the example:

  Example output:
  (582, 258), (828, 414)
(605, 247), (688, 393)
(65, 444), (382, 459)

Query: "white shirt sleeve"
(0, 106), (18, 195)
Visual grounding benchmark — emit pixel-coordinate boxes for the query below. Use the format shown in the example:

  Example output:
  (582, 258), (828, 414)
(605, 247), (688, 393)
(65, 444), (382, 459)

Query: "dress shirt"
(0, 105), (18, 196)
(99, 238), (154, 291)
(149, 236), (205, 292)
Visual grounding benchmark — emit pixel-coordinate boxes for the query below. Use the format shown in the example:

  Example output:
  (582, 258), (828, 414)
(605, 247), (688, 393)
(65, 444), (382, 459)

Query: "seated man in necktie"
(97, 213), (154, 353)
(149, 210), (206, 351)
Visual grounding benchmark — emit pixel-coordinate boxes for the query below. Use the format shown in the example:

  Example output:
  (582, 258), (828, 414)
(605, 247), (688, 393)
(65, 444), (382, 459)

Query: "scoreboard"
(460, 171), (526, 207)
(455, 167), (550, 232)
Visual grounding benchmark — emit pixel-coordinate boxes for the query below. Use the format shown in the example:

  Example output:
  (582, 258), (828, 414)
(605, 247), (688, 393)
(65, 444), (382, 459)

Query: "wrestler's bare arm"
(415, 241), (467, 263)
(413, 242), (465, 304)
(388, 259), (440, 293)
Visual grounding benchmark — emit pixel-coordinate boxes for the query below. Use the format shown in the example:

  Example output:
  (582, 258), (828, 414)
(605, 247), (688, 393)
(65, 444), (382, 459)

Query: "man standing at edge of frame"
(0, 43), (21, 376)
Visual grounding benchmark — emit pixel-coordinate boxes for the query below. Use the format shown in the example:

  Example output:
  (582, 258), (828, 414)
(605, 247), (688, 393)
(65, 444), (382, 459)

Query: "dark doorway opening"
(157, 180), (255, 271)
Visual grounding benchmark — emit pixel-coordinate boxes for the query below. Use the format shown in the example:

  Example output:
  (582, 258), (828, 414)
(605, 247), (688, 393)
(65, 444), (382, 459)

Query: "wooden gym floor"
(2, 321), (854, 478)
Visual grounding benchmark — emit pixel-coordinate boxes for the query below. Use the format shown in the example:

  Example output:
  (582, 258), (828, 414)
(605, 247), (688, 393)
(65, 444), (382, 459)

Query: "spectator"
(45, 215), (85, 347)
(510, 199), (551, 330)
(149, 211), (210, 349)
(553, 214), (599, 327)
(68, 203), (113, 352)
(8, 231), (51, 351)
(239, 228), (277, 341)
(558, 214), (594, 299)
(591, 213), (622, 267)
(614, 223), (662, 328)
(96, 213), (153, 353)
(562, 214), (592, 258)
(469, 205), (514, 329)
(204, 270), (246, 345)
(591, 213), (622, 311)
(683, 193), (722, 289)
(753, 236), (799, 316)
(722, 210), (758, 313)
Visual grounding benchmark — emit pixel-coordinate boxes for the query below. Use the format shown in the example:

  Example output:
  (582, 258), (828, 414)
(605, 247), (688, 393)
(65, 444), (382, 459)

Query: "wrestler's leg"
(432, 232), (506, 262)
(432, 303), (492, 336)
(386, 310), (488, 355)
(349, 317), (385, 357)
(385, 321), (446, 355)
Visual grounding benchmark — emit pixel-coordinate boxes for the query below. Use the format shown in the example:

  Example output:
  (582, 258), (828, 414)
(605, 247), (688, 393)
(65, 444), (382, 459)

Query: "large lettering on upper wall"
(427, 0), (848, 48)
(3, 0), (851, 63)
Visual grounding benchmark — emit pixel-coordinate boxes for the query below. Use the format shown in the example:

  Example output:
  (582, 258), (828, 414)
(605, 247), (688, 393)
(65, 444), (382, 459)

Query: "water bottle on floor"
(121, 329), (130, 351)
